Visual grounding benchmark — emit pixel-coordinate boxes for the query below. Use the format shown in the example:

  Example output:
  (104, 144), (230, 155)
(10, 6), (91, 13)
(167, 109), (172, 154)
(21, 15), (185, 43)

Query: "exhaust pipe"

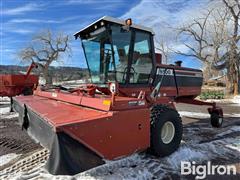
(175, 61), (182, 67)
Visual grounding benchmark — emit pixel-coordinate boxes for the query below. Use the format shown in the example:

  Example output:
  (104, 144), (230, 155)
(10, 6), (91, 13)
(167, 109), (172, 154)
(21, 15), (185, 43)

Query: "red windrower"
(12, 16), (224, 175)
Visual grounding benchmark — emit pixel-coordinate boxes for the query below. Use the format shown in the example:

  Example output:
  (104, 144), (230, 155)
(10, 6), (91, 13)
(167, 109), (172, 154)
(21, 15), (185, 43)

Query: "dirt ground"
(0, 97), (239, 179)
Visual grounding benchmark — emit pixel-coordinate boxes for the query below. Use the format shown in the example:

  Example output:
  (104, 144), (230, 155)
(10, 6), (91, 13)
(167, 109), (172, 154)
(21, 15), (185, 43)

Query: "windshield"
(82, 27), (113, 83)
(82, 25), (131, 84)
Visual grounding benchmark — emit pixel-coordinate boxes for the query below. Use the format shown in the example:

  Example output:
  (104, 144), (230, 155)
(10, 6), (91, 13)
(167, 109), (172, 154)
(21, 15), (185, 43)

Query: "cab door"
(128, 30), (154, 84)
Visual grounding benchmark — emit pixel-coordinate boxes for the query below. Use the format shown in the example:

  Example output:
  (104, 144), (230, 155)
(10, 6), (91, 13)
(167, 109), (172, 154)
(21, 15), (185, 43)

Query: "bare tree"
(175, 8), (230, 62)
(175, 10), (213, 62)
(155, 39), (171, 64)
(222, 0), (240, 95)
(19, 30), (71, 85)
(176, 2), (239, 94)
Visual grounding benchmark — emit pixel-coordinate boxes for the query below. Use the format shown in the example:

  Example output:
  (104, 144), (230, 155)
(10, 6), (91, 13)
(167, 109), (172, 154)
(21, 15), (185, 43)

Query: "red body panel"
(15, 95), (150, 160)
(0, 74), (38, 97)
(15, 95), (110, 127)
(119, 86), (201, 100)
(34, 88), (149, 111)
(62, 108), (150, 159)
(34, 89), (112, 111)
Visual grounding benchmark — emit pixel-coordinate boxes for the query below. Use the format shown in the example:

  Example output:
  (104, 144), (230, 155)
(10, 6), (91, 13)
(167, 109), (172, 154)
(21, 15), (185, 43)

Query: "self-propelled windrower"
(13, 16), (223, 175)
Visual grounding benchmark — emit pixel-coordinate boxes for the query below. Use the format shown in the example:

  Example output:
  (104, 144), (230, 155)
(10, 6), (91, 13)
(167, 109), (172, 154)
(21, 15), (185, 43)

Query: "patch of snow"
(166, 145), (206, 169)
(179, 111), (240, 118)
(0, 111), (18, 120)
(0, 101), (10, 105)
(54, 79), (87, 88)
(0, 153), (19, 167)
(226, 139), (240, 153)
(226, 144), (240, 152)
(229, 103), (240, 107)
(0, 106), (18, 119)
(205, 97), (240, 106)
(81, 153), (143, 176)
(216, 126), (240, 137)
(2, 113), (19, 119)
(178, 111), (210, 118)
(11, 164), (48, 180)
(76, 153), (154, 180)
(205, 99), (226, 103)
(0, 97), (10, 102)
(232, 95), (240, 105)
(79, 167), (153, 180)
(0, 106), (10, 114)
(225, 113), (240, 117)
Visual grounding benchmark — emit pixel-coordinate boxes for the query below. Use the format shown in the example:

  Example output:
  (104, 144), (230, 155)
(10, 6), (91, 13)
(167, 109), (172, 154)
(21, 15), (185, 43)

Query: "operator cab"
(74, 16), (155, 86)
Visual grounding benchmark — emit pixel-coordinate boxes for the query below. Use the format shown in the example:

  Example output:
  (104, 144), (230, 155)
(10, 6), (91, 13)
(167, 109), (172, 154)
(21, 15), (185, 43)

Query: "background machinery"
(0, 62), (38, 111)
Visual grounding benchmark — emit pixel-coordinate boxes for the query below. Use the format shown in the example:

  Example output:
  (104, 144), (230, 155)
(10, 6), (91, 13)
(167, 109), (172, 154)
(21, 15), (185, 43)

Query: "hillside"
(0, 65), (89, 82)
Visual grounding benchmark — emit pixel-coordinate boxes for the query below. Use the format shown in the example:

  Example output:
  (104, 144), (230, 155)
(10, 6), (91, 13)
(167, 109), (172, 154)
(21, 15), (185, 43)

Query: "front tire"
(210, 112), (223, 128)
(150, 105), (182, 157)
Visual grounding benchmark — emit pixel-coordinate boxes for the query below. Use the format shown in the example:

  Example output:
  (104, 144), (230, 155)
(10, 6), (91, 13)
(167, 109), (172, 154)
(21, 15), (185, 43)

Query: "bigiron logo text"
(181, 161), (236, 179)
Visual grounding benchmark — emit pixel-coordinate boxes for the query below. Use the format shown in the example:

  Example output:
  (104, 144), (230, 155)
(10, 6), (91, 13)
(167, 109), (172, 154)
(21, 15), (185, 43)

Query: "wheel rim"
(161, 121), (175, 144)
(219, 117), (223, 125)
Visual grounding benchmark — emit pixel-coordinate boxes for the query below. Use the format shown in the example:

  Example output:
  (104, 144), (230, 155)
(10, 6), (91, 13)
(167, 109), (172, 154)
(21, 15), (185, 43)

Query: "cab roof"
(74, 16), (155, 39)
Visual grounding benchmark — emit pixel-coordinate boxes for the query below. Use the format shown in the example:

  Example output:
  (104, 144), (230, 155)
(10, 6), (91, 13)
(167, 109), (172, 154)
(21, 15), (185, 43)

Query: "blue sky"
(1, 0), (206, 68)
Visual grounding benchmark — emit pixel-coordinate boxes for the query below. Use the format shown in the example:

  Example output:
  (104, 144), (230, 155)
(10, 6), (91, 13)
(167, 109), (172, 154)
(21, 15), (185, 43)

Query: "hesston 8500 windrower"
(12, 16), (223, 175)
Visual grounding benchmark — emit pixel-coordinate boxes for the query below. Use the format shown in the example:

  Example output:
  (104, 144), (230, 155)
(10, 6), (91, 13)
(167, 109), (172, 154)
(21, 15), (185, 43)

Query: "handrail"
(150, 67), (179, 99)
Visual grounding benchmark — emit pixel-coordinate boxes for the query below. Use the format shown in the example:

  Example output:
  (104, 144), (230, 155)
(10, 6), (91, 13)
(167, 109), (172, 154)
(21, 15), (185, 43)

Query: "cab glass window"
(111, 25), (132, 83)
(130, 31), (152, 83)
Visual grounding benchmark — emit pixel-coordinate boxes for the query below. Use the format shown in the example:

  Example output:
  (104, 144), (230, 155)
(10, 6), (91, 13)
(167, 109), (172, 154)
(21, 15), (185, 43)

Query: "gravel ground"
(0, 97), (239, 179)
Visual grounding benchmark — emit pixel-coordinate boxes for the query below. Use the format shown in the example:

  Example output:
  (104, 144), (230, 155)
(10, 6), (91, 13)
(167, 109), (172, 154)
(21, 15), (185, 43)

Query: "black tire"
(210, 112), (223, 128)
(150, 104), (182, 157)
(22, 87), (33, 96)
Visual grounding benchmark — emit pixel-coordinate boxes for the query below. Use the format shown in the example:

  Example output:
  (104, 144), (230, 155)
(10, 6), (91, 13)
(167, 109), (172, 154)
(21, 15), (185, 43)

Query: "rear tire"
(210, 112), (223, 128)
(150, 105), (182, 157)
